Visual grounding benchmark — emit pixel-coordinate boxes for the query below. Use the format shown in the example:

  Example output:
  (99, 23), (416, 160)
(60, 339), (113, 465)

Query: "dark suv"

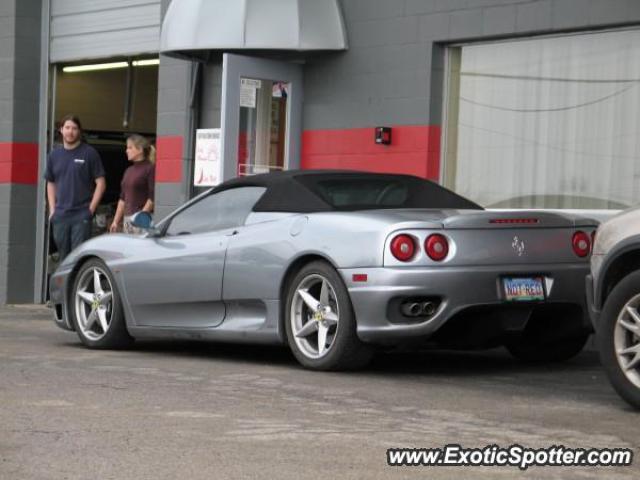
(587, 207), (640, 409)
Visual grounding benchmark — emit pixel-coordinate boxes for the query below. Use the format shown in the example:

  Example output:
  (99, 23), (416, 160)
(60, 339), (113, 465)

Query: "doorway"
(39, 58), (159, 301)
(220, 54), (303, 182)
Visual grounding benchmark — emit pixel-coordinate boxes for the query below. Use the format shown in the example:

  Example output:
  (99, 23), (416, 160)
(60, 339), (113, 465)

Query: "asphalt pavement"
(0, 305), (638, 480)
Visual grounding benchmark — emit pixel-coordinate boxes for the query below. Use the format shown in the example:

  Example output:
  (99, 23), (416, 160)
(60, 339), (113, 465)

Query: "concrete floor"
(0, 305), (637, 479)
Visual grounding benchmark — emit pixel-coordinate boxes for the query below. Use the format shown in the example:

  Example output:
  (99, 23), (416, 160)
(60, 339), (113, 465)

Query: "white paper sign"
(193, 129), (221, 187)
(240, 78), (262, 108)
(241, 78), (262, 89)
(240, 85), (257, 108)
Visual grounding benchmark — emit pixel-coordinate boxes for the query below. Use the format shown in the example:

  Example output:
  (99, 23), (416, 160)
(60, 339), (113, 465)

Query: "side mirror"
(129, 211), (161, 236)
(130, 211), (154, 229)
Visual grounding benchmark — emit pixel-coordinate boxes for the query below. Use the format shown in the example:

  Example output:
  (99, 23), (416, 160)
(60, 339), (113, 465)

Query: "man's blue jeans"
(51, 210), (92, 261)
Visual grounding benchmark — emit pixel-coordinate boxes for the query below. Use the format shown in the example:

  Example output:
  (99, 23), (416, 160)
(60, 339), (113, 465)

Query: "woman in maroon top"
(109, 134), (155, 234)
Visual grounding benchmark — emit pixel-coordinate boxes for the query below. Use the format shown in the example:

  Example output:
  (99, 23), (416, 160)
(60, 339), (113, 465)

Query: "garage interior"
(45, 57), (159, 289)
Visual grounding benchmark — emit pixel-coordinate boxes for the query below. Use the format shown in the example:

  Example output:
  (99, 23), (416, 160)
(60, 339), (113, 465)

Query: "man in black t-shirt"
(45, 115), (106, 260)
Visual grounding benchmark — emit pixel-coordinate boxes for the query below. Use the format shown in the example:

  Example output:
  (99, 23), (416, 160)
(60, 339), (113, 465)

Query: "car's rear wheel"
(71, 258), (133, 349)
(505, 332), (589, 363)
(284, 261), (373, 370)
(598, 271), (640, 409)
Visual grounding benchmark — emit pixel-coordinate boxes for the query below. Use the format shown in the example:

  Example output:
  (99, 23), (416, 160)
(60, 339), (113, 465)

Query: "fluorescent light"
(62, 59), (160, 73)
(132, 59), (160, 67)
(63, 62), (128, 73)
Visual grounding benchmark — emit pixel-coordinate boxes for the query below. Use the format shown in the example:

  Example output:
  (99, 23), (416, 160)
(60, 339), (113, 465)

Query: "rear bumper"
(49, 266), (75, 331)
(585, 274), (601, 329)
(340, 263), (591, 345)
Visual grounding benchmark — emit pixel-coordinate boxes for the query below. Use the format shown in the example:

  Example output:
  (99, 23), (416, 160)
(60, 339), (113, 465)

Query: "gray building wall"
(199, 62), (223, 131)
(303, 0), (640, 131)
(2, 0), (638, 303)
(155, 0), (223, 219)
(155, 56), (191, 219)
(155, 0), (199, 220)
(0, 0), (41, 303)
(152, 0), (640, 217)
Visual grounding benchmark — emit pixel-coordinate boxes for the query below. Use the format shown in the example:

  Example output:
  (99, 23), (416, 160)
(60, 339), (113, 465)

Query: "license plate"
(502, 277), (545, 302)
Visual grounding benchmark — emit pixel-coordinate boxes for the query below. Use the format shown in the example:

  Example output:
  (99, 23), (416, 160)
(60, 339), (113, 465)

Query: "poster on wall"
(193, 128), (222, 187)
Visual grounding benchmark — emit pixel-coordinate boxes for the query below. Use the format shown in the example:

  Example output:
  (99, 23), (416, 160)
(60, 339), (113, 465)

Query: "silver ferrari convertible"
(50, 170), (598, 370)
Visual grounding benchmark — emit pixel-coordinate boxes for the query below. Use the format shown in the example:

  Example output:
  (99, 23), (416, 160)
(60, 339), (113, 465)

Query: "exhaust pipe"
(421, 301), (436, 316)
(401, 302), (422, 317)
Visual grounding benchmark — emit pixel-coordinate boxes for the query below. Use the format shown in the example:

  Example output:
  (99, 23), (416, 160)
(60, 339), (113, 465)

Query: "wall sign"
(193, 128), (222, 186)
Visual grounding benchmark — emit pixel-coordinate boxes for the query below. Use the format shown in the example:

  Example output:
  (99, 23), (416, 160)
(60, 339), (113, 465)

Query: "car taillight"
(390, 234), (415, 261)
(572, 231), (591, 258)
(425, 234), (449, 261)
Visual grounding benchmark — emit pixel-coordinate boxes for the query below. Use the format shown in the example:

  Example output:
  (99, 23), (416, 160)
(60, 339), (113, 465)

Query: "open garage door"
(42, 58), (159, 299)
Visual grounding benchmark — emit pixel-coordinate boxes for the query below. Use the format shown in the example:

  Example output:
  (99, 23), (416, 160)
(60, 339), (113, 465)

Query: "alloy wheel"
(74, 266), (114, 341)
(614, 293), (640, 388)
(290, 274), (340, 359)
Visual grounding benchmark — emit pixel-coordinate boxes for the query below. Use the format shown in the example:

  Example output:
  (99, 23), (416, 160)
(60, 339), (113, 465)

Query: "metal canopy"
(160, 0), (348, 56)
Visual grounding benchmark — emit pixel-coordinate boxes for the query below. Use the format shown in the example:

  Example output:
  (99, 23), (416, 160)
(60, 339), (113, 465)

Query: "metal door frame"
(34, 0), (53, 303)
(220, 53), (303, 182)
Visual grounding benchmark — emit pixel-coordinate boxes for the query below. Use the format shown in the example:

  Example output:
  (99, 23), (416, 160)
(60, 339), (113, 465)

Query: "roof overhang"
(160, 0), (348, 59)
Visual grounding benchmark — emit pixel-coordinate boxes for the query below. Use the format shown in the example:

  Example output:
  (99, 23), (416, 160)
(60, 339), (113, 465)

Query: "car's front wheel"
(598, 271), (640, 409)
(71, 258), (133, 349)
(284, 261), (373, 370)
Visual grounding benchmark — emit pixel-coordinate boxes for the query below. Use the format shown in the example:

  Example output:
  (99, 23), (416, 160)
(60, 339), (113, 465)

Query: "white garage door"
(50, 0), (161, 63)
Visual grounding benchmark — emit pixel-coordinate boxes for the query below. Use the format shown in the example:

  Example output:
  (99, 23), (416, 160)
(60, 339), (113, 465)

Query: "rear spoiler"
(443, 210), (601, 229)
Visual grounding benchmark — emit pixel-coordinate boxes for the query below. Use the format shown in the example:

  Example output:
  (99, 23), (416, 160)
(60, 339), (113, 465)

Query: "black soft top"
(210, 170), (482, 212)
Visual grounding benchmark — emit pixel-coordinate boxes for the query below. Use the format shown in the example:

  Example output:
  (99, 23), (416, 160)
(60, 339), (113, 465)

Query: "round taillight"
(390, 234), (415, 261)
(572, 231), (591, 258)
(425, 234), (449, 261)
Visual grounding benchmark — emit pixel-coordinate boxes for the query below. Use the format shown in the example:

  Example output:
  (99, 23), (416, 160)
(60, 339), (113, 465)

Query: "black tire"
(284, 261), (373, 370)
(70, 258), (133, 349)
(597, 271), (640, 409)
(506, 333), (590, 363)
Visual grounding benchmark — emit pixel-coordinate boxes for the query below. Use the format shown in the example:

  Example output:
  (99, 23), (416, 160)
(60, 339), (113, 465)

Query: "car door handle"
(227, 230), (239, 237)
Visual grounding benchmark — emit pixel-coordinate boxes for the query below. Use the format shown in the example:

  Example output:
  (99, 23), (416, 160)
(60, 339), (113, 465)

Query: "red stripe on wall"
(0, 142), (39, 184)
(301, 125), (441, 180)
(156, 136), (183, 183)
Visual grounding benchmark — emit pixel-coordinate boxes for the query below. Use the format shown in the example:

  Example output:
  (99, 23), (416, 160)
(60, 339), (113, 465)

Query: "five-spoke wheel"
(71, 259), (132, 348)
(285, 261), (372, 370)
(74, 266), (114, 341)
(290, 274), (340, 360)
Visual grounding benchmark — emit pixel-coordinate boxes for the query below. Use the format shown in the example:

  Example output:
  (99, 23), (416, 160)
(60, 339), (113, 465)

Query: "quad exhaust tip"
(401, 302), (422, 317)
(400, 300), (438, 318)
